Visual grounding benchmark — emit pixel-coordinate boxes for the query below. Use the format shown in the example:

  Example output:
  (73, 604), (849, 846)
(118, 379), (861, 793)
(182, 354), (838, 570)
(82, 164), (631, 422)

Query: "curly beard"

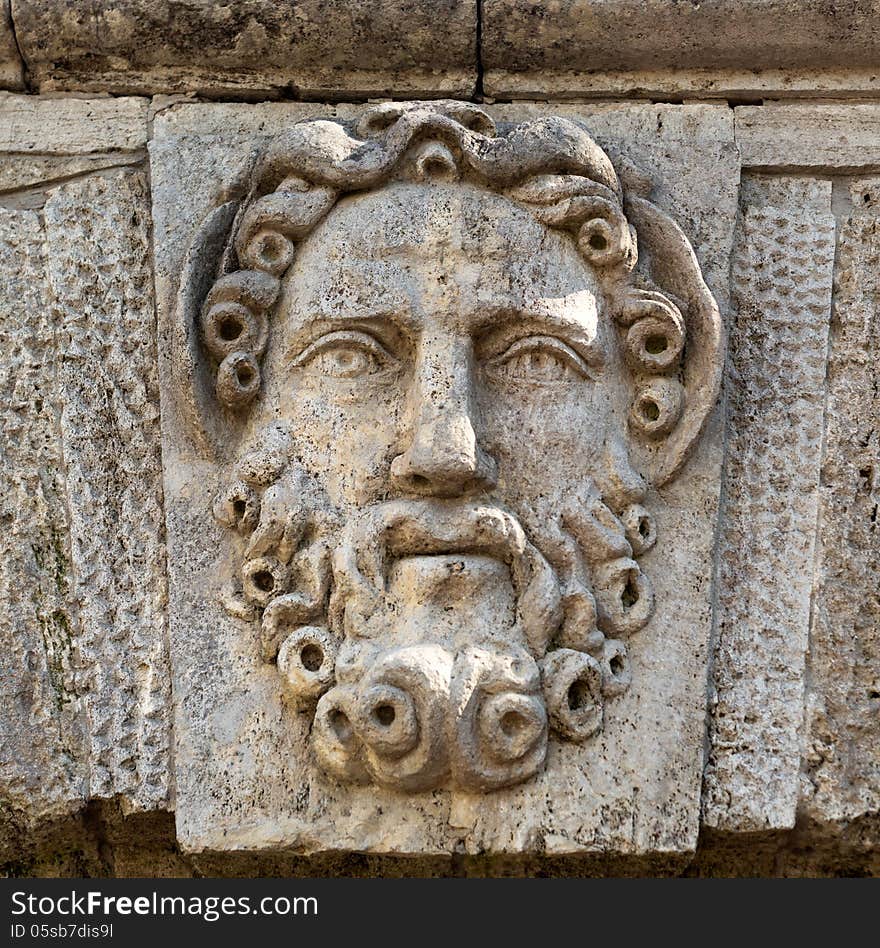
(213, 423), (656, 792)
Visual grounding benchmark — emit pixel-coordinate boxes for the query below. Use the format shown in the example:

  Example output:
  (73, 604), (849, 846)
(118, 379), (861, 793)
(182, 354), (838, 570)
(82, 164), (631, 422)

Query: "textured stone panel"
(737, 105), (880, 170)
(704, 177), (835, 831)
(0, 166), (173, 839)
(42, 170), (171, 812)
(0, 208), (87, 850)
(14, 0), (476, 97)
(153, 102), (732, 857)
(802, 178), (880, 825)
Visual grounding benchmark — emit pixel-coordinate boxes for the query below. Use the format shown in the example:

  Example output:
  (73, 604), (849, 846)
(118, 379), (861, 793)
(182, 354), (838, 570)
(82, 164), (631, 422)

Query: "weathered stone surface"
(736, 105), (880, 170)
(0, 94), (147, 196)
(43, 170), (170, 812)
(488, 69), (880, 102)
(704, 177), (835, 831)
(13, 0), (476, 97)
(483, 1), (880, 98)
(0, 0), (23, 90)
(0, 169), (170, 847)
(0, 207), (87, 853)
(802, 178), (880, 826)
(153, 100), (730, 856)
(488, 104), (738, 308)
(0, 154), (141, 194)
(0, 93), (148, 154)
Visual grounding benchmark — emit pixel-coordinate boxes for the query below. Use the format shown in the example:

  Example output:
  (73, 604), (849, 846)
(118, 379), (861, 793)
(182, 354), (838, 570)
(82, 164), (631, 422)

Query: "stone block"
(802, 178), (880, 826)
(151, 101), (733, 856)
(0, 93), (148, 154)
(0, 207), (87, 853)
(13, 0), (477, 97)
(703, 176), (835, 831)
(736, 105), (880, 170)
(0, 169), (170, 851)
(0, 0), (23, 90)
(482, 1), (880, 99)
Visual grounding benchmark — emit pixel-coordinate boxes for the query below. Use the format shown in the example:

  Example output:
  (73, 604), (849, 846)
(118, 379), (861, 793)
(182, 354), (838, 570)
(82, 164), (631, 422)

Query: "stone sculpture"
(174, 100), (723, 797)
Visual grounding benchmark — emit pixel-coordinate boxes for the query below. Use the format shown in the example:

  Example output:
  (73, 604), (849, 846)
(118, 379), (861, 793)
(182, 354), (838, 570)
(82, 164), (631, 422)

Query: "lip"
(375, 500), (528, 565)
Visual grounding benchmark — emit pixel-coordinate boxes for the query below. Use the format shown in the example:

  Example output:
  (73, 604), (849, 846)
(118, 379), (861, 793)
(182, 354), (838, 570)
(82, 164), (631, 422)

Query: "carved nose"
(391, 409), (498, 496)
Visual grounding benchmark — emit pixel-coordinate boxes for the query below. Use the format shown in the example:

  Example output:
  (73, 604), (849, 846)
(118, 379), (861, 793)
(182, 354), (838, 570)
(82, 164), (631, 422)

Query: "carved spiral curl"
(213, 479), (260, 533)
(599, 638), (631, 698)
(593, 556), (654, 637)
(614, 290), (687, 441)
(313, 645), (453, 792)
(451, 647), (547, 791)
(619, 503), (657, 556)
(277, 625), (339, 708)
(630, 378), (685, 438)
(541, 648), (604, 742)
(242, 555), (290, 606)
(201, 270), (281, 409)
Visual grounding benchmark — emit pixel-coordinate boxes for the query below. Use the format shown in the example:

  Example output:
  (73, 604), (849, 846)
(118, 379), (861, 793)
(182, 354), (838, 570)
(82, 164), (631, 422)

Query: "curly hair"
(198, 102), (685, 439)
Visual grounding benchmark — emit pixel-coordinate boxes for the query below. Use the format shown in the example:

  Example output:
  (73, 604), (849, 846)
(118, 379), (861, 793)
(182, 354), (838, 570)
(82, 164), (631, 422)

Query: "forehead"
(279, 181), (603, 324)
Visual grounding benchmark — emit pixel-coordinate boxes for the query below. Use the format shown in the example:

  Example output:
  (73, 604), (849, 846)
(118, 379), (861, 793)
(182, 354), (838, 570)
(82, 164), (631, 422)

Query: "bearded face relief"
(186, 101), (724, 798)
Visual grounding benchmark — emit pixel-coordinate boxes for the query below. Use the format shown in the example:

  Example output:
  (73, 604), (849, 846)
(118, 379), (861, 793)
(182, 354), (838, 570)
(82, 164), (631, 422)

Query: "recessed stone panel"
(0, 168), (170, 848)
(704, 176), (835, 831)
(802, 178), (880, 825)
(153, 101), (734, 856)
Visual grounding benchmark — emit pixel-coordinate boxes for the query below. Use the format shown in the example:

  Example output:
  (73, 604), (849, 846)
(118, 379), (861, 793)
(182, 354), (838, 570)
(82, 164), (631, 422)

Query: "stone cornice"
(2, 2), (880, 100)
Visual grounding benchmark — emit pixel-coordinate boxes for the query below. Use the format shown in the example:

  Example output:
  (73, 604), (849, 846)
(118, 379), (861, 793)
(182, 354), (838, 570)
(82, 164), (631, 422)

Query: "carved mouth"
(373, 500), (529, 566)
(331, 499), (562, 658)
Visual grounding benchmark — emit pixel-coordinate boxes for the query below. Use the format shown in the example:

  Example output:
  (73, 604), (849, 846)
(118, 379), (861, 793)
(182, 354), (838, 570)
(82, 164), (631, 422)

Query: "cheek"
(479, 379), (623, 502)
(285, 380), (405, 506)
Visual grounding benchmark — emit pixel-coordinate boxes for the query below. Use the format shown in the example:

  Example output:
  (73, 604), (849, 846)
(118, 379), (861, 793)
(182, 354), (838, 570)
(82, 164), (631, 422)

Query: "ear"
(171, 201), (239, 460)
(623, 194), (726, 486)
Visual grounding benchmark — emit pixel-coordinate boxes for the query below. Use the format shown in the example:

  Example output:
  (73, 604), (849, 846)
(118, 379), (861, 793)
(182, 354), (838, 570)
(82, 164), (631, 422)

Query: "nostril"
(373, 703), (396, 726)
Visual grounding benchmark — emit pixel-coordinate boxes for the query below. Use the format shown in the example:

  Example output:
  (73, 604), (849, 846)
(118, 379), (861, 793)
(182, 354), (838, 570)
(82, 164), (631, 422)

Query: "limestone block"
(703, 177), (835, 831)
(736, 105), (880, 170)
(0, 169), (170, 842)
(0, 154), (142, 195)
(0, 208), (87, 850)
(13, 0), (477, 97)
(0, 93), (148, 201)
(0, 0), (23, 90)
(802, 179), (880, 825)
(43, 170), (171, 810)
(152, 101), (732, 856)
(482, 1), (880, 98)
(0, 93), (148, 154)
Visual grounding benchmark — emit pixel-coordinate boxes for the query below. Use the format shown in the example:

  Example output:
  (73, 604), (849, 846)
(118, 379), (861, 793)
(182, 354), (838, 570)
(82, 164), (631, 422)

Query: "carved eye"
(488, 335), (592, 383)
(293, 331), (398, 380)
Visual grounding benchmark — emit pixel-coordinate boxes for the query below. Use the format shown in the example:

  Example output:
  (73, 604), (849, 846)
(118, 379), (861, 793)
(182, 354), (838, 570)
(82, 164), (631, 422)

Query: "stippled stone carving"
(169, 101), (724, 803)
(0, 169), (170, 855)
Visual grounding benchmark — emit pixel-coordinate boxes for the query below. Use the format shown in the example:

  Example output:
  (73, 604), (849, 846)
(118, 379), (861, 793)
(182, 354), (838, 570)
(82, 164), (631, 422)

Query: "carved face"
(213, 180), (652, 792)
(259, 181), (625, 512)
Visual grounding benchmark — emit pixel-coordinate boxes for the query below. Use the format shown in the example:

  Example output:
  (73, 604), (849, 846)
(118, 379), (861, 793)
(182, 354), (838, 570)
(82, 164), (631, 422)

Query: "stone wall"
(0, 2), (877, 877)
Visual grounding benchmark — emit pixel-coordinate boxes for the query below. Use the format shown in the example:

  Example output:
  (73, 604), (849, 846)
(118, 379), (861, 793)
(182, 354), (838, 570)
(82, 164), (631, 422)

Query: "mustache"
(339, 499), (530, 582)
(329, 498), (562, 658)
